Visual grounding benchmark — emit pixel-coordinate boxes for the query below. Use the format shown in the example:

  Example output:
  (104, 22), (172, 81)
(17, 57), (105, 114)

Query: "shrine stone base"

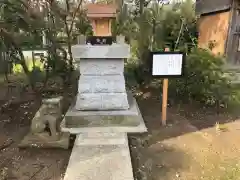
(73, 45), (130, 111)
(62, 37), (147, 180)
(19, 132), (70, 149)
(65, 94), (142, 128)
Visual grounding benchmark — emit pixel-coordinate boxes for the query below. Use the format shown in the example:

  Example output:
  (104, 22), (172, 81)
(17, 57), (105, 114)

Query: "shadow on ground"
(129, 135), (193, 180)
(136, 88), (240, 142)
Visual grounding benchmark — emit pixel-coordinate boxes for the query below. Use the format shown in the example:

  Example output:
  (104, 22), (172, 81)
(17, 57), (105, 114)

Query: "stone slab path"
(64, 133), (134, 180)
(76, 132), (127, 145)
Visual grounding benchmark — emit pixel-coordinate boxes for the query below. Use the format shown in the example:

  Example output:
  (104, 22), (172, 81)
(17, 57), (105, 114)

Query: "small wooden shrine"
(85, 3), (117, 37)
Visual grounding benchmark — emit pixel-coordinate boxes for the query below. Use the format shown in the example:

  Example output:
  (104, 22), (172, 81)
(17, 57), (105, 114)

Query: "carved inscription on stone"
(78, 75), (126, 93)
(79, 59), (124, 75)
(75, 93), (129, 110)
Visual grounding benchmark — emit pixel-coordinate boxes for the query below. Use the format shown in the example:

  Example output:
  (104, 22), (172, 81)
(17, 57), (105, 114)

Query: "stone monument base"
(61, 95), (147, 134)
(75, 92), (129, 110)
(18, 132), (70, 149)
(65, 94), (142, 128)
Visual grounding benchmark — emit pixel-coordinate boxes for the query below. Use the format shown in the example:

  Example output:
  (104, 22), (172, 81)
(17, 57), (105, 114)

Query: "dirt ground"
(1, 77), (240, 180)
(0, 76), (77, 180)
(130, 90), (240, 180)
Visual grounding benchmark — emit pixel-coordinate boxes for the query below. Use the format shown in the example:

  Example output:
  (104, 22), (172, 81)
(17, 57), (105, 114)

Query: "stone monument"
(61, 36), (147, 131)
(61, 36), (147, 180)
(19, 97), (70, 149)
(74, 43), (129, 111)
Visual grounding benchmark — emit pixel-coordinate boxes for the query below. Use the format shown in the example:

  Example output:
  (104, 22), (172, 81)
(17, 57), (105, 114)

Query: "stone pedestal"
(63, 40), (147, 131)
(72, 44), (130, 111)
(62, 38), (147, 180)
(19, 132), (70, 149)
(64, 94), (142, 128)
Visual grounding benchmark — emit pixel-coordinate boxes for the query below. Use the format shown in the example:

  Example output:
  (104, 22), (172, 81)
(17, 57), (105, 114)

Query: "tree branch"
(66, 0), (83, 33)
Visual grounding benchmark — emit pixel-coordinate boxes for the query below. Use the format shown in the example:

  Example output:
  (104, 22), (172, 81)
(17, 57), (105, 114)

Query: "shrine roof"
(85, 3), (117, 18)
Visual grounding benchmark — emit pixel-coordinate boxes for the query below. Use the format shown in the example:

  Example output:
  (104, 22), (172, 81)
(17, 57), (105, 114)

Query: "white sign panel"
(152, 53), (184, 76)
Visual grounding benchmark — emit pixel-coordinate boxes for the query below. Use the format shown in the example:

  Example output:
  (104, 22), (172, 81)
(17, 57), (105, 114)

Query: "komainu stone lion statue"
(19, 96), (70, 149)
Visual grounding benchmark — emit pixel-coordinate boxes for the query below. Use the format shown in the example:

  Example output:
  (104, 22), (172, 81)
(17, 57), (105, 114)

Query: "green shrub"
(12, 64), (23, 74)
(27, 59), (44, 71)
(125, 59), (139, 87)
(28, 66), (45, 87)
(168, 48), (240, 106)
(12, 59), (45, 90)
(124, 47), (240, 107)
(12, 58), (44, 74)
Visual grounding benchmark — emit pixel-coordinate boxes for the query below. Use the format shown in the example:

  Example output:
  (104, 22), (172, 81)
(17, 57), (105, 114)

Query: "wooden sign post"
(162, 48), (170, 125)
(162, 78), (168, 126)
(151, 48), (185, 126)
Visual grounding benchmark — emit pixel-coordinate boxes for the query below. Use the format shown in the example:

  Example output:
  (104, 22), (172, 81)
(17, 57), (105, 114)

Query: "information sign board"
(151, 52), (185, 77)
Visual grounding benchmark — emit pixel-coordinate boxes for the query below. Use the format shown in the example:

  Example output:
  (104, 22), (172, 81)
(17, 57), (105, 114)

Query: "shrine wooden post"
(161, 48), (170, 125)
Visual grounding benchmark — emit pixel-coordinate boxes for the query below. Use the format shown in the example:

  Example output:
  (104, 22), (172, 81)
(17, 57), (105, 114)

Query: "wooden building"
(196, 0), (240, 65)
(85, 3), (117, 36)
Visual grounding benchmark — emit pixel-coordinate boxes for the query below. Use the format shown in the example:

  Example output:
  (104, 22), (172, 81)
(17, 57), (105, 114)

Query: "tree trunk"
(64, 18), (74, 72)
(139, 0), (144, 15)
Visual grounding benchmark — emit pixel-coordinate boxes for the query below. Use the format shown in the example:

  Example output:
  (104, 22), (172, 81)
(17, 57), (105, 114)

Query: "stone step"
(75, 132), (127, 145)
(65, 95), (142, 128)
(60, 117), (147, 134)
(62, 96), (147, 134)
(64, 135), (134, 180)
